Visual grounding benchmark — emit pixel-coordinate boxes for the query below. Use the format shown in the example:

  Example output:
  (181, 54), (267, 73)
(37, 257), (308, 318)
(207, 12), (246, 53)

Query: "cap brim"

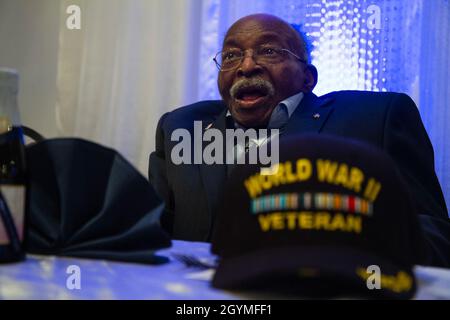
(212, 245), (416, 299)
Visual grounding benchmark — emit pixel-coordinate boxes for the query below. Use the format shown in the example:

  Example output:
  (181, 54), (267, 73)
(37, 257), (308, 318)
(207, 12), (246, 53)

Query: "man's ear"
(304, 64), (318, 92)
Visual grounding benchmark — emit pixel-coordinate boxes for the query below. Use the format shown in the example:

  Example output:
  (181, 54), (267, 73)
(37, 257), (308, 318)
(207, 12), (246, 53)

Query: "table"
(0, 240), (449, 299)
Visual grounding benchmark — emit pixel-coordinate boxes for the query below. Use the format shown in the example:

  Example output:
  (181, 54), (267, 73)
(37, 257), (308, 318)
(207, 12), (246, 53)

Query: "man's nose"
(237, 51), (263, 77)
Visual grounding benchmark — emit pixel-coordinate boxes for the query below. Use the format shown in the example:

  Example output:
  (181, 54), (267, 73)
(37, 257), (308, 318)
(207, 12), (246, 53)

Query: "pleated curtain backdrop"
(55, 0), (203, 174)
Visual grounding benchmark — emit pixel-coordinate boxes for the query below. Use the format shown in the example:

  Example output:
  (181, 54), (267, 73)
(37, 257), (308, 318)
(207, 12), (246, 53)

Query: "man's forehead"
(223, 17), (295, 48)
(223, 30), (287, 47)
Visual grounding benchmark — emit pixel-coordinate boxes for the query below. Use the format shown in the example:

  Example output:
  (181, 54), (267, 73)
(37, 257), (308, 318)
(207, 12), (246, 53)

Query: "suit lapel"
(198, 108), (229, 237)
(282, 92), (335, 136)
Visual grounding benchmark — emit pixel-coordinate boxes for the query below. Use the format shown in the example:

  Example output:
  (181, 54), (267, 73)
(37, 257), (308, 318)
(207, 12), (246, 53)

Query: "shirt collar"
(280, 91), (304, 118)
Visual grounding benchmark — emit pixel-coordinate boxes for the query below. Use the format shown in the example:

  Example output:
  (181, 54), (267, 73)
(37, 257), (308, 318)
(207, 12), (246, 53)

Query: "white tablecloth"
(0, 240), (449, 299)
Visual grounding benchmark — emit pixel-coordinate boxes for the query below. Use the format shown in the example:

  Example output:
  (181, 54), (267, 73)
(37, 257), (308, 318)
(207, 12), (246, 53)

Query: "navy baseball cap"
(211, 134), (427, 299)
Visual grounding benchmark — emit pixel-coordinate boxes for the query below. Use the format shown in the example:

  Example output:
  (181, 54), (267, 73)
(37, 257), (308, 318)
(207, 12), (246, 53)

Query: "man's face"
(218, 16), (313, 128)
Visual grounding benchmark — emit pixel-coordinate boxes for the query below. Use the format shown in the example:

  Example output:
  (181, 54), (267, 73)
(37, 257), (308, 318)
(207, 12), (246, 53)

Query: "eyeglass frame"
(213, 46), (307, 72)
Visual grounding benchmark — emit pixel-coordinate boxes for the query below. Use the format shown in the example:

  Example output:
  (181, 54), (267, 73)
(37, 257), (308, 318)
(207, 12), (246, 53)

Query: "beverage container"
(0, 68), (26, 262)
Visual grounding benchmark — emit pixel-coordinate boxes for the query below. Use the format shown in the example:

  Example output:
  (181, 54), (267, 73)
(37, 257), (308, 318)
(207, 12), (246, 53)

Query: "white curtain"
(419, 0), (450, 213)
(56, 0), (202, 174)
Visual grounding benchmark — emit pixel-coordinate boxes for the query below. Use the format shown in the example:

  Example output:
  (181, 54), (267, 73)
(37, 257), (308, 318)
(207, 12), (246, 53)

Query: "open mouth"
(234, 86), (270, 108)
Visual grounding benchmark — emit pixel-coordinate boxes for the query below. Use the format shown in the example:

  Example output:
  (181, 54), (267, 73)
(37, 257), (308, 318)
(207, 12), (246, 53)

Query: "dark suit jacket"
(149, 91), (450, 267)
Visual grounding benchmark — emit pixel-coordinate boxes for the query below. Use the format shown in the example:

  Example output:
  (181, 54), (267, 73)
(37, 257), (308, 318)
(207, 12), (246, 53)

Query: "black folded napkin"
(24, 138), (171, 264)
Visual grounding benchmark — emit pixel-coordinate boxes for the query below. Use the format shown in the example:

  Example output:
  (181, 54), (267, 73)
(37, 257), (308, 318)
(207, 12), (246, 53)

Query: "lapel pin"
(313, 113), (321, 119)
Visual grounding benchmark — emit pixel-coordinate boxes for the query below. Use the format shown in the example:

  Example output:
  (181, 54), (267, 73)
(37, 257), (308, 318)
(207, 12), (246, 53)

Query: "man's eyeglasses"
(213, 46), (307, 71)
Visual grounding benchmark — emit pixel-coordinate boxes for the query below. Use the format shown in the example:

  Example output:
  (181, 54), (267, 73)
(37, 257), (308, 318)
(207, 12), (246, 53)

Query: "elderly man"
(149, 14), (450, 267)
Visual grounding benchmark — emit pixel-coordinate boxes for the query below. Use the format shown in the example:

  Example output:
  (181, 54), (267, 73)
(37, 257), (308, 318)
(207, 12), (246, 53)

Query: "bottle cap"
(0, 68), (20, 127)
(0, 68), (19, 94)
